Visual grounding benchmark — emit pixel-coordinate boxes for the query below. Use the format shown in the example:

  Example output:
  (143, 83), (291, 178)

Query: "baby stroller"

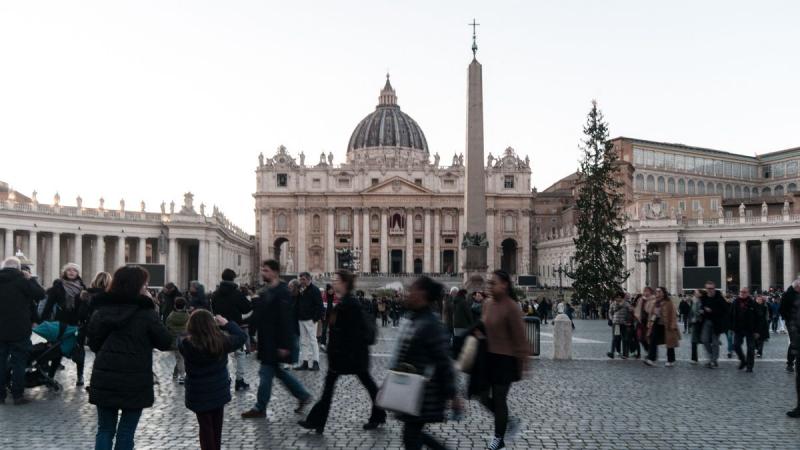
(21, 322), (78, 393)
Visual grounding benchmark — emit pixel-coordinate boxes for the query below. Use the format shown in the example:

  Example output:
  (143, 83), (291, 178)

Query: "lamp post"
(554, 260), (572, 300)
(634, 240), (660, 287)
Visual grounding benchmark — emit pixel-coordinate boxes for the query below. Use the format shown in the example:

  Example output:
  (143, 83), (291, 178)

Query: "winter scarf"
(62, 278), (84, 310)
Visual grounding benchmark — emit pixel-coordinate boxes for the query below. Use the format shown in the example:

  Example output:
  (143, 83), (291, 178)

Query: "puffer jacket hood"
(91, 292), (157, 329)
(0, 267), (23, 283)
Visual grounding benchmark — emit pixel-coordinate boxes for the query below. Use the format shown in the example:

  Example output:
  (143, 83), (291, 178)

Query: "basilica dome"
(347, 76), (429, 155)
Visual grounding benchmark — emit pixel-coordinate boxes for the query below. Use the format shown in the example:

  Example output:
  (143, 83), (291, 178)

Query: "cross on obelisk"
(469, 18), (480, 58)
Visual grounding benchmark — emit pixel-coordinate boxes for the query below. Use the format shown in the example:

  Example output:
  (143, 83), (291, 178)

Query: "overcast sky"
(2, 1), (798, 233)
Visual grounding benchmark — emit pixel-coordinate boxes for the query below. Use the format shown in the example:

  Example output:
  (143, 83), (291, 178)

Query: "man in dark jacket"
(0, 257), (46, 405)
(241, 260), (311, 419)
(781, 280), (800, 418)
(729, 287), (758, 372)
(294, 272), (323, 371)
(158, 282), (181, 322)
(700, 281), (728, 368)
(210, 268), (252, 391)
(679, 297), (692, 333)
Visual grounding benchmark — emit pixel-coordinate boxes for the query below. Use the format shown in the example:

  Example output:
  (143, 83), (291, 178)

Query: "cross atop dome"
(378, 73), (397, 106)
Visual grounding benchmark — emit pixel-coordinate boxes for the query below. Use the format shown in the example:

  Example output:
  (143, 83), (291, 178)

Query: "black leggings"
(480, 383), (511, 438)
(402, 421), (448, 450)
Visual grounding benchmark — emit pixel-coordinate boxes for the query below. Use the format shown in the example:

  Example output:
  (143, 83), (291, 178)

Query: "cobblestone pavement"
(1, 319), (798, 449)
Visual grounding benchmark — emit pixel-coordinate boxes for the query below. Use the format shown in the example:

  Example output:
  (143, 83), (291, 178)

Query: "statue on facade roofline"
(328, 152), (333, 166)
(258, 152), (264, 167)
(53, 192), (60, 206)
(487, 152), (494, 167)
(120, 199), (125, 211)
(200, 203), (206, 216)
(169, 200), (175, 214)
(299, 151), (305, 167)
(524, 155), (530, 168)
(99, 197), (105, 210)
(452, 153), (459, 167)
(76, 196), (82, 209)
(161, 201), (166, 214)
(31, 190), (37, 203)
(433, 152), (440, 167)
(140, 200), (145, 213)
(320, 151), (326, 165)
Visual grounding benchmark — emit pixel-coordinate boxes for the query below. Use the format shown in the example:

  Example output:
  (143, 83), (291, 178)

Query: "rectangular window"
(715, 160), (723, 177)
(633, 148), (644, 165)
(724, 161), (732, 177)
(371, 178), (379, 186)
(710, 199), (719, 211)
(338, 178), (350, 187)
(675, 155), (685, 171)
(312, 178), (321, 188)
(371, 238), (379, 244)
(705, 158), (713, 174)
(774, 163), (785, 178)
(414, 179), (422, 186)
(444, 239), (454, 244)
(504, 175), (514, 189)
(645, 150), (654, 166)
(277, 173), (288, 187)
(692, 200), (701, 211)
(679, 201), (686, 211)
(414, 238), (422, 244)
(654, 152), (664, 168)
(787, 161), (798, 175)
(733, 163), (741, 178)
(339, 238), (349, 243)
(443, 179), (455, 188)
(686, 157), (695, 172)
(665, 153), (675, 170)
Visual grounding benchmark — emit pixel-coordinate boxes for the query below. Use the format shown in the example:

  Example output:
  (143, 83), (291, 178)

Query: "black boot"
(298, 420), (324, 434)
(311, 361), (320, 371)
(294, 361), (310, 371)
(787, 408), (800, 418)
(235, 379), (250, 391)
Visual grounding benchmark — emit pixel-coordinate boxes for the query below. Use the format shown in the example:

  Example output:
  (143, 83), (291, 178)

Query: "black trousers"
(647, 325), (675, 363)
(480, 383), (511, 438)
(196, 407), (223, 450)
(610, 325), (629, 357)
(402, 421), (448, 450)
(305, 370), (385, 430)
(733, 332), (755, 369)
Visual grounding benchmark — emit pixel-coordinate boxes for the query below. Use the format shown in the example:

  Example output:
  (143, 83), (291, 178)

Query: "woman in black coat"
(42, 262), (88, 385)
(179, 310), (248, 450)
(298, 270), (386, 434)
(392, 276), (459, 450)
(87, 265), (173, 450)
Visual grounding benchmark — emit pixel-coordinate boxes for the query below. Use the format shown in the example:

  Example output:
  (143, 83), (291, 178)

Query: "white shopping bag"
(376, 370), (427, 416)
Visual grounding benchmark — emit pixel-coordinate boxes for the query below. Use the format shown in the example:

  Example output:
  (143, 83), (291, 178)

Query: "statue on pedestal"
(53, 192), (60, 207)
(784, 200), (790, 216)
(31, 190), (38, 203)
(120, 199), (125, 212)
(99, 197), (105, 210)
(487, 152), (494, 167)
(299, 151), (305, 167)
(327, 152), (333, 166)
(739, 203), (746, 217)
(761, 201), (768, 217)
(433, 152), (440, 167)
(160, 201), (166, 214)
(200, 203), (206, 216)
(169, 201), (175, 214)
(76, 196), (82, 209)
(258, 152), (264, 167)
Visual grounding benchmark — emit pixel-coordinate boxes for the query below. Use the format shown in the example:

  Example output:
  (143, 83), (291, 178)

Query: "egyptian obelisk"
(462, 19), (488, 278)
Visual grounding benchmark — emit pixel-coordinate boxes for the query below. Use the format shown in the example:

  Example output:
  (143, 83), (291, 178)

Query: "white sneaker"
(665, 362), (675, 368)
(177, 376), (185, 384)
(643, 359), (655, 367)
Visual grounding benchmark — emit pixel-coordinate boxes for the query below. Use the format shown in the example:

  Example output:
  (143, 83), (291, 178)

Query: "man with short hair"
(295, 271), (323, 371)
(781, 279), (800, 418)
(0, 257), (46, 405)
(210, 268), (252, 390)
(242, 260), (311, 419)
(700, 281), (728, 368)
(729, 287), (758, 372)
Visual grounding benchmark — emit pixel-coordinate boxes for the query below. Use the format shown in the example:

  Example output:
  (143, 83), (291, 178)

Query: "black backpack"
(361, 306), (378, 345)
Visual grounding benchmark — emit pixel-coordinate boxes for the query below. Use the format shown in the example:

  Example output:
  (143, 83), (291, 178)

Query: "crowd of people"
(1, 253), (799, 449)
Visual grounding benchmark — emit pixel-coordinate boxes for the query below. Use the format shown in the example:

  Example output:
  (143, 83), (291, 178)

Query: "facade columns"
(168, 237), (178, 284)
(116, 236), (126, 270)
(697, 241), (705, 267)
(718, 242), (727, 293)
(433, 211), (441, 273)
(136, 237), (146, 263)
(352, 208), (360, 266)
(73, 233), (83, 271)
(761, 239), (771, 291)
(95, 236), (105, 276)
(739, 240), (749, 290)
(380, 209), (388, 273)
(520, 211), (531, 274)
(486, 209), (495, 270)
(51, 232), (61, 283)
(28, 231), (38, 278)
(458, 209), (465, 273)
(3, 228), (13, 257)
(260, 209), (272, 262)
(362, 209), (370, 270)
(326, 208), (335, 272)
(669, 240), (679, 295)
(405, 209), (414, 273)
(198, 239), (208, 286)
(784, 239), (794, 288)
(297, 209), (306, 272)
(423, 209), (432, 273)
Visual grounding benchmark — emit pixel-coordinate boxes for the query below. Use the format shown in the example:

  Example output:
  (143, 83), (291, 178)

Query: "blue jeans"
(254, 363), (310, 412)
(0, 339), (31, 400)
(95, 407), (142, 450)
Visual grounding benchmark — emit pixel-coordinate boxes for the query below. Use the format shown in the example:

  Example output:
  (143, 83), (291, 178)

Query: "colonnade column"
(520, 211), (531, 275)
(297, 208), (306, 272)
(326, 208), (335, 272)
(168, 237), (178, 285)
(352, 208), (359, 271)
(198, 239), (208, 286)
(739, 240), (749, 290)
(405, 209), (414, 273)
(457, 209), (465, 273)
(433, 211), (441, 273)
(423, 209), (432, 273)
(95, 236), (105, 275)
(784, 239), (794, 288)
(669, 240), (679, 295)
(697, 241), (705, 267)
(761, 239), (771, 291)
(486, 209), (495, 270)
(362, 209), (370, 270)
(718, 242), (727, 293)
(50, 233), (61, 282)
(260, 209), (272, 262)
(136, 237), (146, 263)
(380, 209), (388, 273)
(115, 237), (126, 269)
(3, 229), (13, 257)
(28, 231), (38, 275)
(73, 233), (83, 272)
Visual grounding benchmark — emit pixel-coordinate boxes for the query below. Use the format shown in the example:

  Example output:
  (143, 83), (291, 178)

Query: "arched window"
(734, 185), (742, 198)
(504, 214), (515, 232)
(775, 185), (785, 197)
(707, 183), (715, 195)
(678, 179), (686, 194)
(687, 180), (696, 195)
(697, 181), (705, 195)
(744, 187), (751, 198)
(788, 183), (797, 193)
(371, 214), (380, 231)
(667, 178), (676, 193)
(276, 213), (288, 231)
(414, 214), (423, 231)
(725, 185), (733, 198)
(752, 187), (759, 198)
(762, 187), (772, 197)
(646, 175), (656, 192)
(391, 213), (403, 229)
(657, 176), (665, 193)
(716, 183), (723, 196)
(312, 214), (321, 232)
(635, 174), (645, 191)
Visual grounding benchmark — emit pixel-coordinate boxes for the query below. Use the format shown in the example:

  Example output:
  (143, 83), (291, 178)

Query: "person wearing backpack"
(298, 269), (386, 434)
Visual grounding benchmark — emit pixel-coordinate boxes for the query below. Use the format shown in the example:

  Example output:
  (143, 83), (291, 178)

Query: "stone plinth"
(553, 314), (573, 360)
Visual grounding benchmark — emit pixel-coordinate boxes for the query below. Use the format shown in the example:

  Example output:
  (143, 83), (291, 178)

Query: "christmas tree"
(570, 101), (628, 306)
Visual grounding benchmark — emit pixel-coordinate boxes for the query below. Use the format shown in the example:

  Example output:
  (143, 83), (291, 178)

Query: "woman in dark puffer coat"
(87, 265), (172, 450)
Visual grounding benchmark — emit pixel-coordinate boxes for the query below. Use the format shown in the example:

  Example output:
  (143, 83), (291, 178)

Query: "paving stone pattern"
(1, 320), (797, 449)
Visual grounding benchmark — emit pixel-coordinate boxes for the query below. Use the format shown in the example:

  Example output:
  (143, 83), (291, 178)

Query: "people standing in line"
(209, 268), (252, 390)
(643, 287), (680, 367)
(241, 260), (311, 419)
(166, 297), (190, 383)
(294, 271), (323, 371)
(0, 257), (46, 405)
(754, 294), (770, 358)
(689, 290), (704, 364)
(42, 262), (89, 386)
(188, 281), (209, 311)
(729, 287), (759, 372)
(158, 282), (182, 322)
(179, 310), (247, 450)
(298, 270), (386, 434)
(391, 276), (460, 450)
(607, 292), (631, 359)
(781, 279), (800, 418)
(700, 281), (728, 368)
(479, 270), (527, 450)
(679, 296), (691, 334)
(87, 265), (173, 450)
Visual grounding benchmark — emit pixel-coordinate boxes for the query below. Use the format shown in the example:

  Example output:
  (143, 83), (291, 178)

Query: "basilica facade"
(254, 77), (533, 275)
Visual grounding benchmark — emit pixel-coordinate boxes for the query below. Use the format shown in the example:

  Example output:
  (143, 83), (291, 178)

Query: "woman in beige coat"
(644, 287), (681, 367)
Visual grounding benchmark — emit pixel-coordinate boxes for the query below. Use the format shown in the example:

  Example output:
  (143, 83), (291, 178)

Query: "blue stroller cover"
(33, 321), (79, 357)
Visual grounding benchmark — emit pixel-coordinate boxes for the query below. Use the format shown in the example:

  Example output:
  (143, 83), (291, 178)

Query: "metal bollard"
(523, 316), (541, 356)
